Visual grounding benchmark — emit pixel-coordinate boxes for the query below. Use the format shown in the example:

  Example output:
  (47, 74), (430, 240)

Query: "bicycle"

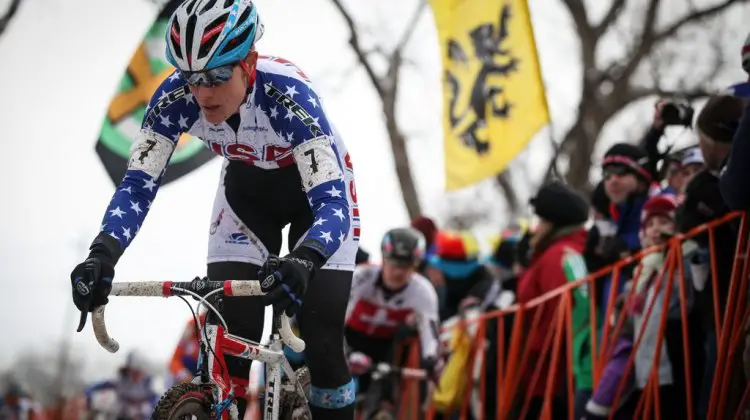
(87, 277), (311, 420)
(354, 362), (427, 420)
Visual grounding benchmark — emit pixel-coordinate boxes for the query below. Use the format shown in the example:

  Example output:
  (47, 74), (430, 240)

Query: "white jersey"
(346, 265), (440, 359)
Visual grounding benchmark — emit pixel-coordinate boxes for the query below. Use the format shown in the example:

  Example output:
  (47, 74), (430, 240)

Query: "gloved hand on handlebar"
(423, 357), (444, 385)
(258, 242), (325, 317)
(70, 234), (122, 313)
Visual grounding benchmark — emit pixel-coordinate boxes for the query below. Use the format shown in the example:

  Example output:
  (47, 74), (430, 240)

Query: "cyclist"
(167, 311), (207, 387)
(345, 228), (441, 411)
(70, 1), (359, 418)
(85, 351), (158, 419)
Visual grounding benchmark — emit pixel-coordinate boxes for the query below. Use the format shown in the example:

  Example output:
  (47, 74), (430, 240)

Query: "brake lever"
(76, 307), (88, 332)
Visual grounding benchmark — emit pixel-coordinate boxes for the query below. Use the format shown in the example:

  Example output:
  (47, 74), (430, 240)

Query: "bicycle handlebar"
(91, 280), (305, 354)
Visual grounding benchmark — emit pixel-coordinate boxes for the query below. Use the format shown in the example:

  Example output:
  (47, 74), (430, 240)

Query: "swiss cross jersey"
(98, 56), (359, 258)
(346, 265), (440, 359)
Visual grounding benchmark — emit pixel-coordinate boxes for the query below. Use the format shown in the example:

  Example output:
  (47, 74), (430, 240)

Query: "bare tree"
(0, 0), (22, 37)
(549, 0), (748, 192)
(328, 0), (747, 223)
(329, 0), (427, 219)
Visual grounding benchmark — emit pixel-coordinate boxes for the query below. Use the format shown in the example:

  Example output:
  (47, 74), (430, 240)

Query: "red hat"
(641, 194), (678, 227)
(411, 216), (437, 246)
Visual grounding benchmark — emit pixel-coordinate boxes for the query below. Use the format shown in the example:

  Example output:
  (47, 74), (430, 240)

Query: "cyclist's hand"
(259, 247), (321, 316)
(347, 351), (372, 376)
(70, 255), (114, 312)
(423, 357), (443, 385)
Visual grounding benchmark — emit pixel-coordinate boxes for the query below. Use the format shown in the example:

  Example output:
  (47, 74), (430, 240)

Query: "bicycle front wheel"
(152, 383), (213, 420)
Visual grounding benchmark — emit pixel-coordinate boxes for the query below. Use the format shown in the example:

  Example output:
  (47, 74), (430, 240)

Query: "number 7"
(304, 149), (319, 173)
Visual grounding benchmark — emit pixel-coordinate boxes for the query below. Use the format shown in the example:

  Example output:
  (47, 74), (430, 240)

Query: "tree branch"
(394, 0), (428, 54)
(619, 0), (741, 84)
(559, 0), (598, 67)
(594, 0), (626, 37)
(653, 0), (743, 45)
(329, 0), (384, 96)
(0, 0), (22, 36)
(496, 171), (520, 214)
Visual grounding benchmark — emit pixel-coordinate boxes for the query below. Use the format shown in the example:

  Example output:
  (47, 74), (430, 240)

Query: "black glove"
(258, 244), (325, 317)
(70, 234), (121, 313)
(422, 357), (443, 385)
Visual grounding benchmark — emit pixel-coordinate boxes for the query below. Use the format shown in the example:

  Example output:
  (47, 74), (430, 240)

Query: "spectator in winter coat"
(428, 230), (498, 321)
(515, 182), (592, 419)
(629, 195), (702, 419)
(717, 93), (750, 209)
(598, 142), (656, 325)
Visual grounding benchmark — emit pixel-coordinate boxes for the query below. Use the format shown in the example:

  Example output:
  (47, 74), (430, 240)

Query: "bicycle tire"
(280, 366), (312, 420)
(151, 382), (213, 420)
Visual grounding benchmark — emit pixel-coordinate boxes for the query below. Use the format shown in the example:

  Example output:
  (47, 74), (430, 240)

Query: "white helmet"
(166, 0), (264, 71)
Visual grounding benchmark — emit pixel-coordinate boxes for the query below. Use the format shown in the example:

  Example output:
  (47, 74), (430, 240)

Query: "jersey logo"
(347, 299), (412, 338)
(144, 85), (190, 128)
(263, 83), (324, 137)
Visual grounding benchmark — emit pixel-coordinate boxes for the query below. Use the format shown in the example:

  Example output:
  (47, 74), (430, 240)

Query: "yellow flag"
(431, 0), (550, 190)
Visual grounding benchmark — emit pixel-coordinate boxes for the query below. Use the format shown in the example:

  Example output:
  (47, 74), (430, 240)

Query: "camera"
(661, 101), (695, 127)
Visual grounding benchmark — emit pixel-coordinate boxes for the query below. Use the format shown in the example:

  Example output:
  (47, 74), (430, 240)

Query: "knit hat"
(680, 146), (704, 167)
(411, 216), (438, 248)
(602, 143), (652, 182)
(530, 181), (589, 228)
(696, 95), (744, 144)
(434, 230), (479, 262)
(641, 194), (678, 227)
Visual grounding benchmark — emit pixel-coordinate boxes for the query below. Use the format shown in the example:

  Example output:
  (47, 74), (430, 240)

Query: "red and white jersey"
(346, 265), (440, 359)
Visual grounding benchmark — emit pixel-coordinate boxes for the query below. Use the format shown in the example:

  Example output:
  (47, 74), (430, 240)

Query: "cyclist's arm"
(95, 73), (196, 259)
(345, 267), (367, 321)
(266, 76), (350, 261)
(414, 277), (441, 360)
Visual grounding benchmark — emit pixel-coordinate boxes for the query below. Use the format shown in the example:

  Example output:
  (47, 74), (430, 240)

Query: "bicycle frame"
(90, 279), (306, 420)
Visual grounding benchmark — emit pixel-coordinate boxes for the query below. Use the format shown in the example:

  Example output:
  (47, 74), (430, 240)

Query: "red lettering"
(264, 145), (292, 161)
(344, 152), (354, 170)
(349, 180), (358, 204)
(208, 141), (222, 156)
(225, 143), (258, 161)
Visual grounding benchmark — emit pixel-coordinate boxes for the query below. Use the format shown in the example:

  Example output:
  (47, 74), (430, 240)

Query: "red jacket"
(516, 228), (587, 397)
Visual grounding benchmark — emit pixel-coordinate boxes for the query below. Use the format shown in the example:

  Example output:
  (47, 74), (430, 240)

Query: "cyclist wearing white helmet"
(70, 0), (359, 418)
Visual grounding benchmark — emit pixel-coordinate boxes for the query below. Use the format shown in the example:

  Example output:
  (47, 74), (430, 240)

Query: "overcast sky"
(0, 0), (746, 385)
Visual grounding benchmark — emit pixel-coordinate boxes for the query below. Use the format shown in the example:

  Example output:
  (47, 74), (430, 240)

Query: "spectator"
(515, 181), (591, 419)
(428, 230), (497, 321)
(598, 142), (654, 320)
(585, 181), (618, 278)
(717, 93), (750, 209)
(661, 156), (685, 196)
(684, 92), (744, 417)
(0, 382), (43, 420)
(411, 215), (444, 287)
(630, 195), (701, 419)
(678, 146), (705, 193)
(742, 32), (750, 79)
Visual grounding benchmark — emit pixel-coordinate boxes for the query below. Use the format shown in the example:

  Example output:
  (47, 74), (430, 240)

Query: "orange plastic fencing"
(398, 211), (748, 420)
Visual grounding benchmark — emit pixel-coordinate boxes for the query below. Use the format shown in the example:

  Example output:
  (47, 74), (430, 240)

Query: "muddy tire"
(152, 382), (213, 420)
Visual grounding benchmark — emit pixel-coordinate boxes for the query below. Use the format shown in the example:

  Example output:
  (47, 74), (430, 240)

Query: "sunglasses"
(180, 63), (236, 87)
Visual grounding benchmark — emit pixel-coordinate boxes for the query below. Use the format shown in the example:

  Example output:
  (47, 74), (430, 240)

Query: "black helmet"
(381, 227), (426, 266)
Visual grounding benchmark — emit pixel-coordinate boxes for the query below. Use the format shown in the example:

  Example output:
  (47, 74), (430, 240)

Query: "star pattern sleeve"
(262, 75), (350, 258)
(99, 71), (199, 251)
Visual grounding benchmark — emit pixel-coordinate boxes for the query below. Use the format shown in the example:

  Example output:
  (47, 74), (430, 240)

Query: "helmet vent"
(223, 8), (252, 53)
(198, 14), (228, 58)
(200, 0), (218, 14)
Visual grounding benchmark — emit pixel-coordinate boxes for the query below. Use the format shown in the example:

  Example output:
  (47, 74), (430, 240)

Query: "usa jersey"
(98, 56), (360, 260)
(346, 265), (440, 359)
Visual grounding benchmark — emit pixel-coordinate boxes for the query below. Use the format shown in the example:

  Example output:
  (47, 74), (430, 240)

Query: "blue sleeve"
(263, 76), (350, 258)
(99, 72), (199, 251)
(85, 380), (116, 398)
(720, 104), (750, 210)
